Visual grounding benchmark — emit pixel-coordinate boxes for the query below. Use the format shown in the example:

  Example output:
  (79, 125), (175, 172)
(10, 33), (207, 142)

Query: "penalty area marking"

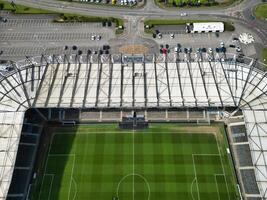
(116, 173), (151, 200)
(190, 177), (197, 200)
(39, 153), (76, 200)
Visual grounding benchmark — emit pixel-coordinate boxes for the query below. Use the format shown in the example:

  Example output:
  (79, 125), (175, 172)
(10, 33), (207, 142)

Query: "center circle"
(116, 173), (150, 200)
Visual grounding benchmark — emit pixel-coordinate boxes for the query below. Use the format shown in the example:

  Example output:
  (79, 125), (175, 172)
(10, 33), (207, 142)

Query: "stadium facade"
(0, 53), (266, 200)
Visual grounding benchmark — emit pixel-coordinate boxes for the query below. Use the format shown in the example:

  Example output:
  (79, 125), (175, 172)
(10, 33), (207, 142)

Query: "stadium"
(0, 52), (266, 200)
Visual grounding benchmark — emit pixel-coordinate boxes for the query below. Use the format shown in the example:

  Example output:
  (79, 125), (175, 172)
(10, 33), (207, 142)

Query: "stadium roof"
(0, 53), (267, 199)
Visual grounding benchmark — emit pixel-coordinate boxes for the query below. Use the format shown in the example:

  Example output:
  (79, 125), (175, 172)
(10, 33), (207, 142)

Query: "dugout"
(119, 112), (148, 129)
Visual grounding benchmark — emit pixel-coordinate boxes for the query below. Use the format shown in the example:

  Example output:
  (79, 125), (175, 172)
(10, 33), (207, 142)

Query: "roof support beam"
(248, 73), (267, 97)
(219, 61), (237, 106)
(240, 89), (267, 109)
(143, 61), (147, 108)
(238, 59), (257, 107)
(208, 61), (223, 107)
(45, 63), (60, 107)
(82, 54), (92, 107)
(57, 62), (71, 107)
(132, 62), (135, 107)
(154, 58), (160, 107)
(0, 84), (27, 109)
(165, 60), (172, 107)
(107, 56), (113, 107)
(70, 60), (81, 107)
(4, 78), (21, 98)
(120, 62), (124, 107)
(197, 62), (209, 106)
(14, 65), (31, 108)
(175, 61), (184, 106)
(31, 65), (35, 92)
(32, 63), (49, 107)
(95, 61), (103, 107)
(186, 61), (197, 106)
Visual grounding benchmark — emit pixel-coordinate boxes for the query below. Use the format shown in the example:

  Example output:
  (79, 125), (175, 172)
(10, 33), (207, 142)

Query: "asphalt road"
(4, 0), (266, 47)
(0, 0), (266, 62)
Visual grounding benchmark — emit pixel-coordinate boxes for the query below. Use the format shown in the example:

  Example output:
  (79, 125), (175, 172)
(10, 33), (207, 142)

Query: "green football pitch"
(33, 123), (239, 200)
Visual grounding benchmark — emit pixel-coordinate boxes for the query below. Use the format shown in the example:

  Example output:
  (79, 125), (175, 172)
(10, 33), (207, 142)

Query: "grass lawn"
(254, 3), (267, 21)
(262, 48), (267, 66)
(31, 123), (239, 200)
(0, 0), (57, 14)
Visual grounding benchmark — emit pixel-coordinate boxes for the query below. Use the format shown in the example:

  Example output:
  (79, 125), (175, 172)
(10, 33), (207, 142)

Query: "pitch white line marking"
(68, 155), (76, 200)
(214, 174), (221, 200)
(116, 173), (151, 200)
(38, 134), (55, 200)
(132, 125), (135, 200)
(190, 177), (197, 200)
(44, 174), (54, 200)
(215, 135), (231, 200)
(192, 155), (201, 200)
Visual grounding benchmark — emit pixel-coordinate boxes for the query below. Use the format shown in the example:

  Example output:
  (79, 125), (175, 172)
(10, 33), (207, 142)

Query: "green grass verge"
(0, 0), (57, 14)
(254, 3), (267, 21)
(30, 123), (240, 200)
(155, 0), (239, 8)
(144, 19), (235, 33)
(262, 48), (267, 66)
(54, 14), (124, 34)
(54, 13), (123, 25)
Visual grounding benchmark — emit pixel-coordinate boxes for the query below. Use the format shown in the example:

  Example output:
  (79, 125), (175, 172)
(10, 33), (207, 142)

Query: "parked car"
(236, 47), (241, 52)
(91, 35), (96, 41)
(208, 48), (213, 53)
(96, 35), (101, 40)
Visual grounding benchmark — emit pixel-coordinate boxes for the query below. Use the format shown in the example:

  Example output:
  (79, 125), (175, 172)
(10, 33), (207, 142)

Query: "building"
(0, 53), (267, 199)
(186, 22), (224, 33)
